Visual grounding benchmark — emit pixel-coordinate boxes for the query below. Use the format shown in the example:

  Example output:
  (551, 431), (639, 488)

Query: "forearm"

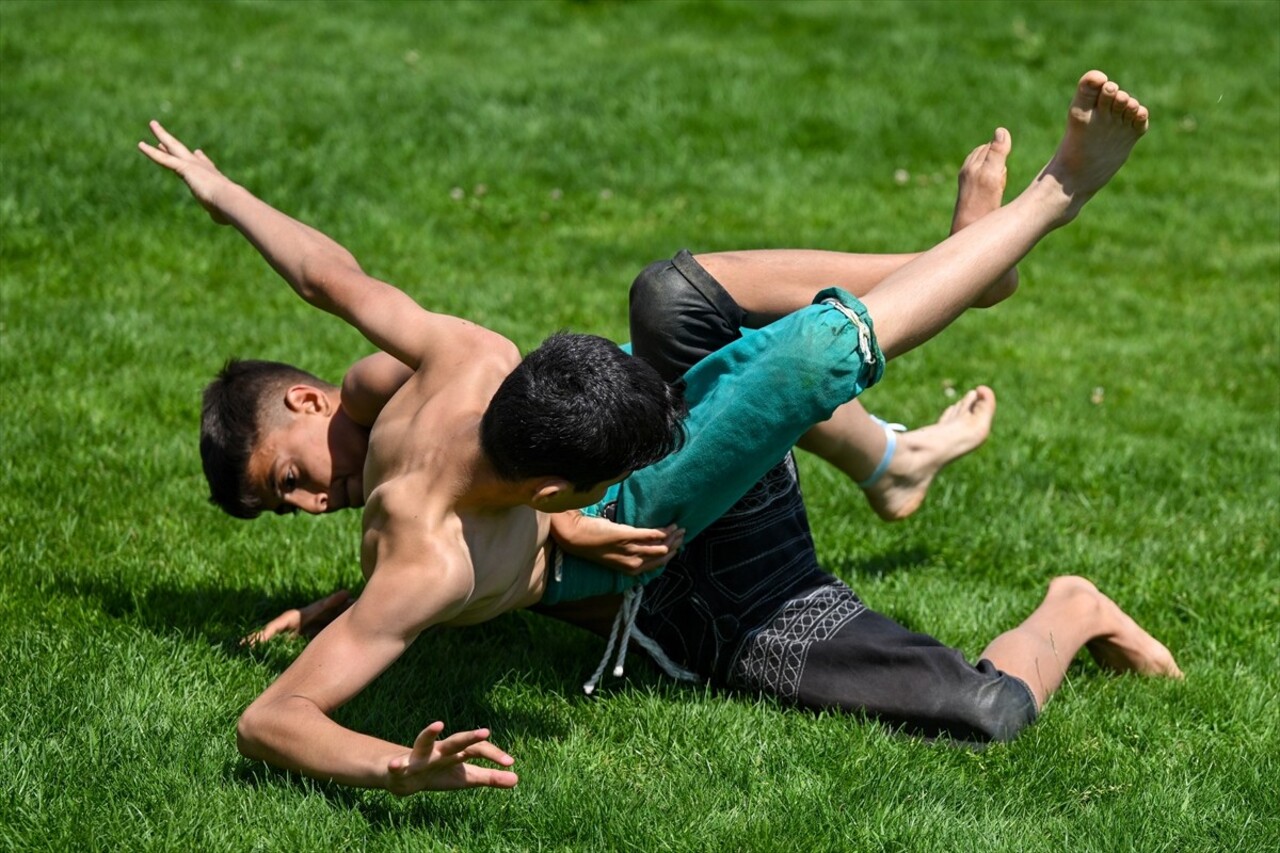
(142, 123), (503, 371)
(213, 182), (364, 314)
(548, 510), (584, 546)
(237, 694), (399, 790)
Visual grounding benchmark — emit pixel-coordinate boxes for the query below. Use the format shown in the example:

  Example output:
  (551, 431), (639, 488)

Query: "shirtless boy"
(142, 71), (1181, 796)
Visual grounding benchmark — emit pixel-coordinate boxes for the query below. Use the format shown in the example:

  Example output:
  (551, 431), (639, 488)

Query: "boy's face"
(245, 397), (367, 515)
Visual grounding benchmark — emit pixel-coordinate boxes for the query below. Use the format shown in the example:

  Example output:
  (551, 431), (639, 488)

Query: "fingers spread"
(137, 141), (181, 169)
(464, 767), (519, 789)
(461, 740), (516, 767)
(436, 728), (513, 767)
(149, 120), (194, 158)
(436, 727), (493, 752)
(411, 721), (446, 755)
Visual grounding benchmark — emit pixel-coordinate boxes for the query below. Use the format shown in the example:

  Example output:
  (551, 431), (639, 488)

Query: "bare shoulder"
(369, 342), (520, 455)
(341, 352), (414, 427)
(359, 479), (475, 615)
(409, 329), (520, 400)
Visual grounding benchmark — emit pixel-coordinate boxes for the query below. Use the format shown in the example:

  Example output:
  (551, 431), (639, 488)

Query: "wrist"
(549, 510), (583, 541)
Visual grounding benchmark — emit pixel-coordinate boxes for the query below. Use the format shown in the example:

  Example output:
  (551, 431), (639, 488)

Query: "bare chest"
(447, 508), (551, 625)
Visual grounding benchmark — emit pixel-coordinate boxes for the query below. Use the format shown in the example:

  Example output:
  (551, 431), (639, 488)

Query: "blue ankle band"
(858, 416), (906, 488)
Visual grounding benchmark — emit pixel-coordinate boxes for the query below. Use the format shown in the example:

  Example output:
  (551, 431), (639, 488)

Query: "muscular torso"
(358, 348), (553, 628)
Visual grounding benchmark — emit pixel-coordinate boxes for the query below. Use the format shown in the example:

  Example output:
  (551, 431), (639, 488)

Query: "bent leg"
(737, 587), (1041, 742)
(634, 449), (1034, 743)
(621, 286), (884, 542)
(981, 576), (1183, 709)
(548, 286), (884, 604)
(631, 251), (993, 522)
(694, 249), (917, 324)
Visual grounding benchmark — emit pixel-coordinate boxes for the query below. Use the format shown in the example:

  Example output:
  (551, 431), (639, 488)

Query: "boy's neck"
(454, 453), (535, 513)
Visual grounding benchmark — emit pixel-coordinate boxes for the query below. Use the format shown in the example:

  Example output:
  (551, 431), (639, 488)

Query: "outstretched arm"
(138, 122), (513, 372)
(236, 527), (517, 794)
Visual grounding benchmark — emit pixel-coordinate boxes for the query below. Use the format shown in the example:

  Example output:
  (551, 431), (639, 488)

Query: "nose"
(290, 489), (328, 515)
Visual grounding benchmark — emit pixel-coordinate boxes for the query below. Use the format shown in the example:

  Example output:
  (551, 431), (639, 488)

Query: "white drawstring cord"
(583, 586), (644, 695)
(821, 297), (878, 367)
(629, 625), (700, 683)
(583, 586), (703, 694)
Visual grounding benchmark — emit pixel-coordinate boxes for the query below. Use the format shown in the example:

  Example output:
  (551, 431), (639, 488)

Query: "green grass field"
(2, 1), (1277, 850)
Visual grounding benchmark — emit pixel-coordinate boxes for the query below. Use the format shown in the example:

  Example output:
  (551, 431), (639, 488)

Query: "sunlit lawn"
(2, 1), (1276, 850)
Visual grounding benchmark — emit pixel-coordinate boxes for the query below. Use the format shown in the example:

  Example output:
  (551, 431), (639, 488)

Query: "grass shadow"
(821, 546), (933, 582)
(51, 573), (604, 748)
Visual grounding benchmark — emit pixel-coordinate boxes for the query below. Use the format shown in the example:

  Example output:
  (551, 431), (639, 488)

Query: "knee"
(629, 261), (726, 382)
(972, 271), (1019, 308)
(1047, 575), (1105, 621)
(964, 674), (1039, 742)
(768, 300), (880, 392)
(628, 261), (690, 341)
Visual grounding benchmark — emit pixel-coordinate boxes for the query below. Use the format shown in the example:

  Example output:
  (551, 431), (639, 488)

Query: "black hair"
(480, 332), (687, 491)
(200, 358), (333, 519)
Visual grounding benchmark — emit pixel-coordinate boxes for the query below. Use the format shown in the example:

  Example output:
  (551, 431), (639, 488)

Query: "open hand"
(241, 589), (354, 646)
(138, 120), (233, 224)
(386, 722), (518, 795)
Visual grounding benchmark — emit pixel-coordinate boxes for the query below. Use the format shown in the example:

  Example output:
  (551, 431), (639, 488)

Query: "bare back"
(359, 346), (554, 627)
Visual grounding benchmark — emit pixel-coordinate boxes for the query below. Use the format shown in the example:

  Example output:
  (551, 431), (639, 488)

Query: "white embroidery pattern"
(732, 582), (866, 700)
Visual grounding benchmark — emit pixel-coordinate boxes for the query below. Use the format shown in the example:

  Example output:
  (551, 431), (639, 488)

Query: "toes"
(987, 127), (1011, 159)
(963, 143), (990, 171)
(1124, 97), (1146, 130)
(1097, 80), (1120, 114)
(1074, 70), (1108, 109)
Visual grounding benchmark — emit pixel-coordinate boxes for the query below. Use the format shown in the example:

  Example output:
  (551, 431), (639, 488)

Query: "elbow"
(493, 336), (521, 367)
(296, 250), (363, 306)
(236, 704), (268, 761)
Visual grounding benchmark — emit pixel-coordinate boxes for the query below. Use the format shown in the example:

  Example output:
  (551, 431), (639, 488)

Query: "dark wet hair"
(480, 332), (687, 491)
(200, 358), (333, 519)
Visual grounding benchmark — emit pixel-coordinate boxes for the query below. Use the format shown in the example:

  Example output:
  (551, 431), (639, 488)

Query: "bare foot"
(1035, 70), (1150, 224)
(863, 386), (996, 521)
(1049, 577), (1184, 678)
(952, 128), (1020, 308)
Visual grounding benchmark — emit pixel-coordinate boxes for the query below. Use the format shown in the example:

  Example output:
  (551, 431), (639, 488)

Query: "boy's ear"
(283, 384), (333, 416)
(528, 478), (572, 508)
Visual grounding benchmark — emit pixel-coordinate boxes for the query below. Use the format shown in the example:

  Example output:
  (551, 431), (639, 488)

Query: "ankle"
(1017, 176), (1074, 226)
